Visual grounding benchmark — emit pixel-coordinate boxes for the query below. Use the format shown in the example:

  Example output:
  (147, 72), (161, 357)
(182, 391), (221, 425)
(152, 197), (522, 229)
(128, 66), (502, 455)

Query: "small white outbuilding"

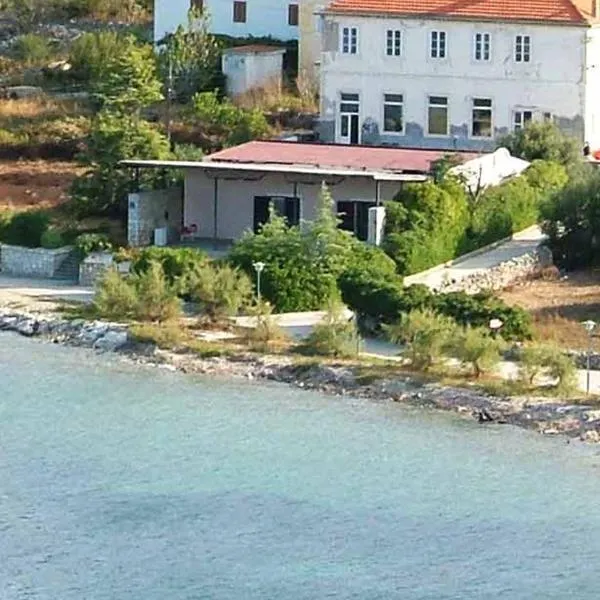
(221, 44), (285, 97)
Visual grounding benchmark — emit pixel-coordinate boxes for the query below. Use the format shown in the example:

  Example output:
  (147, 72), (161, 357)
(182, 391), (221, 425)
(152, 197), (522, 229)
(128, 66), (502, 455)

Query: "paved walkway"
(0, 276), (93, 310)
(403, 225), (546, 290)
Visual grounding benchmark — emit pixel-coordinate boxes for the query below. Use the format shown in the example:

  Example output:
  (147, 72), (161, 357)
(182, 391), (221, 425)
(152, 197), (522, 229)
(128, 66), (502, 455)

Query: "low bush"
(93, 261), (182, 322)
(243, 300), (287, 350)
(74, 232), (113, 259)
(518, 343), (578, 394)
(129, 321), (185, 349)
(129, 246), (208, 290)
(190, 91), (270, 148)
(40, 229), (65, 249)
(184, 261), (253, 321)
(0, 210), (50, 247)
(385, 309), (455, 370)
(298, 302), (358, 358)
(339, 270), (533, 341)
(11, 34), (53, 65)
(446, 326), (504, 378)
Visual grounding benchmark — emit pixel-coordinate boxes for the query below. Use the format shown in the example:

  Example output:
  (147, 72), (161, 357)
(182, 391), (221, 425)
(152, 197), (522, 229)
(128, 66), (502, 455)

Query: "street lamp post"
(252, 261), (265, 302)
(582, 320), (596, 395)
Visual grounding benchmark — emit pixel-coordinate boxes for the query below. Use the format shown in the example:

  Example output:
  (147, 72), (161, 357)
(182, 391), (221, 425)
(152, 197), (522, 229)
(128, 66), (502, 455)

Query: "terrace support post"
(293, 181), (299, 222)
(375, 179), (381, 206)
(213, 176), (219, 249)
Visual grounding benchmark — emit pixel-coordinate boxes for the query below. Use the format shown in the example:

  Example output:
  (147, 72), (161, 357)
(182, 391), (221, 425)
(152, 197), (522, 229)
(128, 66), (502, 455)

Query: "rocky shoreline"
(3, 309), (600, 443)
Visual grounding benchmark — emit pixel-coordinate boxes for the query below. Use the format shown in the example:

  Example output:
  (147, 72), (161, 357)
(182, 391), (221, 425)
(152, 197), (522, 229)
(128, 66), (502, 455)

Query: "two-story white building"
(318, 0), (600, 150)
(154, 0), (300, 43)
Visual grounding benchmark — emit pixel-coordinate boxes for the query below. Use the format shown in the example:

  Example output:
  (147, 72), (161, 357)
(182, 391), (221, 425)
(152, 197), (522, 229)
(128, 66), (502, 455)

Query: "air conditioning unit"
(367, 206), (385, 246)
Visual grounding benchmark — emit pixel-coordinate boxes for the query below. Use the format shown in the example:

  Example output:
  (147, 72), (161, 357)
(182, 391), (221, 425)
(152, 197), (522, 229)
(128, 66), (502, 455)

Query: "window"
(288, 3), (298, 26)
(474, 32), (490, 61)
(341, 26), (358, 54)
(233, 1), (246, 23)
(386, 29), (401, 56)
(430, 31), (446, 58)
(472, 98), (493, 137)
(515, 35), (531, 62)
(428, 96), (448, 135)
(383, 94), (404, 133)
(190, 0), (203, 10)
(513, 110), (533, 131)
(543, 112), (553, 122)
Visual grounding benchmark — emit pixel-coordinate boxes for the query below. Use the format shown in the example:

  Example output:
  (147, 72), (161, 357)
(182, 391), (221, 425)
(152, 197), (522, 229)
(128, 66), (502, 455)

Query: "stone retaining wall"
(433, 247), (553, 294)
(79, 252), (114, 287)
(0, 244), (74, 279)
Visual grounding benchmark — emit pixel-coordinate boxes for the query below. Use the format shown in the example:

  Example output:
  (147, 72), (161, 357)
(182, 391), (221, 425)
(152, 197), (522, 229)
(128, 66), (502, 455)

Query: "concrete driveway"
(0, 276), (94, 310)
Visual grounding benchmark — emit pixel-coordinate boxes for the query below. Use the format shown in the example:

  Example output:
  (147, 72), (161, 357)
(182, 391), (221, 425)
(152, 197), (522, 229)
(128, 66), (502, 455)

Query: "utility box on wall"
(222, 45), (285, 97)
(367, 206), (386, 246)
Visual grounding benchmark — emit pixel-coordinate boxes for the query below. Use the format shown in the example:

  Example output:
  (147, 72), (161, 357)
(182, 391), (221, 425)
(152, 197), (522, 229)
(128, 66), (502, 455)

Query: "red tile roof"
(206, 141), (477, 174)
(325, 0), (594, 25)
(223, 44), (286, 54)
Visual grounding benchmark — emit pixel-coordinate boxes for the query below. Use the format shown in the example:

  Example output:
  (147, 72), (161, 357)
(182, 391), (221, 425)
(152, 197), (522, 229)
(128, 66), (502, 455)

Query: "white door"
(339, 92), (360, 144)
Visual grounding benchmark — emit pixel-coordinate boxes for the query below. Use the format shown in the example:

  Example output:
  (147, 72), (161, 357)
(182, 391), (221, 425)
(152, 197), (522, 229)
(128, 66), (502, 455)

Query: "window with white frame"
(513, 110), (533, 131)
(386, 29), (401, 56)
(383, 94), (404, 133)
(515, 35), (531, 62)
(341, 26), (358, 54)
(430, 31), (446, 58)
(428, 96), (448, 135)
(474, 32), (490, 61)
(472, 98), (493, 137)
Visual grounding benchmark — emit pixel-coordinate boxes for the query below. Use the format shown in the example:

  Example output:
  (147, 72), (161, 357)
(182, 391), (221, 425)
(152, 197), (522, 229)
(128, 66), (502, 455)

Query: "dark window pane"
(384, 104), (403, 132)
(428, 106), (447, 134)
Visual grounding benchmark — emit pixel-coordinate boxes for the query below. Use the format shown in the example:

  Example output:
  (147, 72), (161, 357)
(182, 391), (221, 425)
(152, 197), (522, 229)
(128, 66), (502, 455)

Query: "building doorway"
(339, 92), (360, 145)
(337, 201), (374, 241)
(254, 196), (300, 232)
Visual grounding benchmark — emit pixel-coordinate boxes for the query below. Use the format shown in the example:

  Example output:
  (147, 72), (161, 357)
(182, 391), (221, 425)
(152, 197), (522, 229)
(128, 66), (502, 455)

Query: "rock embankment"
(2, 309), (600, 444)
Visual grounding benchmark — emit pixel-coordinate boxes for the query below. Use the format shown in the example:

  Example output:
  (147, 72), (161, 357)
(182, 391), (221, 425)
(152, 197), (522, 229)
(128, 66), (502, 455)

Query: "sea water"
(2, 335), (600, 599)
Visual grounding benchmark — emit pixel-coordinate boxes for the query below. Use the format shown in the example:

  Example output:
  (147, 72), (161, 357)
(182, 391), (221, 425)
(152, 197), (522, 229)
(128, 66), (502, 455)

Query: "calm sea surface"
(3, 335), (600, 599)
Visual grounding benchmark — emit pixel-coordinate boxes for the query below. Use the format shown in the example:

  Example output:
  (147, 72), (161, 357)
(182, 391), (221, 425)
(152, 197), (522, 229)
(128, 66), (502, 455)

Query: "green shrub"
(131, 260), (182, 322)
(497, 121), (580, 167)
(93, 267), (139, 320)
(0, 210), (50, 247)
(69, 31), (130, 83)
(74, 232), (113, 259)
(298, 302), (357, 358)
(243, 300), (287, 349)
(94, 261), (181, 322)
(383, 176), (469, 275)
(191, 90), (270, 147)
(12, 33), (52, 64)
(40, 228), (65, 249)
(130, 247), (208, 290)
(184, 261), (253, 321)
(518, 343), (578, 394)
(540, 165), (600, 269)
(385, 309), (455, 370)
(446, 326), (504, 377)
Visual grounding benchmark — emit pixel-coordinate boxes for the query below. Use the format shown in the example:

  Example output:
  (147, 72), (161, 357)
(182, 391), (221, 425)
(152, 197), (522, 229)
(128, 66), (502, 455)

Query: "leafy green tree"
(540, 165), (600, 268)
(70, 111), (171, 216)
(446, 326), (504, 378)
(92, 34), (163, 114)
(159, 7), (220, 103)
(383, 176), (469, 275)
(497, 121), (581, 167)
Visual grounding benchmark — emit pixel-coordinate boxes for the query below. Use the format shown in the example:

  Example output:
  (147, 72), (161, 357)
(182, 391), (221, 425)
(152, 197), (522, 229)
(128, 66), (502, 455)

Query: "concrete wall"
(154, 0), (299, 42)
(0, 244), (74, 279)
(298, 0), (325, 85)
(183, 169), (400, 240)
(319, 16), (590, 149)
(222, 50), (284, 96)
(128, 188), (183, 247)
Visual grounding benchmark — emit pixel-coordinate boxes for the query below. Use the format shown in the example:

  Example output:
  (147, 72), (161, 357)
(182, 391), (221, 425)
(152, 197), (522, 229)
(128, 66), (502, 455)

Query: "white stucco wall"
(222, 50), (284, 96)
(183, 169), (400, 241)
(298, 0), (325, 83)
(154, 0), (299, 42)
(319, 16), (589, 149)
(584, 27), (600, 147)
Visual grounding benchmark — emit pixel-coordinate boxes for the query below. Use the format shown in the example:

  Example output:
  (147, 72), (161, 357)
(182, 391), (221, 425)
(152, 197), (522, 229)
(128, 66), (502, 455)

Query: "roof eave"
(323, 9), (590, 26)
